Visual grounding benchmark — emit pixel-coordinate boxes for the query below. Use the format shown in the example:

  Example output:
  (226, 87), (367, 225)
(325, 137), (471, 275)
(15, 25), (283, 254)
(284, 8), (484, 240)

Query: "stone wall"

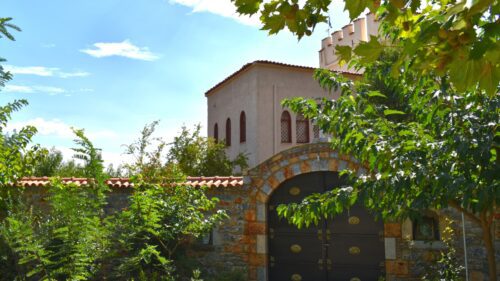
(10, 146), (500, 280)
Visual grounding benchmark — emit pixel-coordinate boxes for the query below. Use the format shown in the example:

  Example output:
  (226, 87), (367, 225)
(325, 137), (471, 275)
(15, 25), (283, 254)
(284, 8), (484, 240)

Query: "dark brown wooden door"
(268, 172), (385, 281)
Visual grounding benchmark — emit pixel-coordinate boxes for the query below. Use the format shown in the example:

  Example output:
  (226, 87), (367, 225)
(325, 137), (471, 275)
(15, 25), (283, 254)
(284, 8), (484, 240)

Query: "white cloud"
(34, 86), (66, 95)
(7, 118), (74, 138)
(6, 118), (119, 140)
(77, 88), (94, 93)
(4, 65), (90, 78)
(3, 84), (35, 93)
(58, 71), (91, 78)
(169, 0), (260, 26)
(2, 84), (66, 95)
(80, 40), (159, 61)
(4, 65), (56, 76)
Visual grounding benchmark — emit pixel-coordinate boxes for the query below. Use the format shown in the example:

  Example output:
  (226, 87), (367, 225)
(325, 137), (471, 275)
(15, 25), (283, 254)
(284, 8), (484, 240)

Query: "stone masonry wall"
(8, 145), (499, 281)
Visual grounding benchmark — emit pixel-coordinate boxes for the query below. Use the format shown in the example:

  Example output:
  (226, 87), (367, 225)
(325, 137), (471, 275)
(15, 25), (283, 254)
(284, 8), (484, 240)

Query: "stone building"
(16, 13), (499, 281)
(196, 12), (498, 281)
(205, 60), (358, 168)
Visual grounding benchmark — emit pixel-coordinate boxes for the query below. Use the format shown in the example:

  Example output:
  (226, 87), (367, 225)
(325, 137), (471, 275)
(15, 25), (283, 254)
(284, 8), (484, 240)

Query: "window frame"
(225, 118), (231, 146)
(214, 123), (219, 143)
(240, 111), (246, 143)
(280, 111), (292, 143)
(296, 113), (310, 143)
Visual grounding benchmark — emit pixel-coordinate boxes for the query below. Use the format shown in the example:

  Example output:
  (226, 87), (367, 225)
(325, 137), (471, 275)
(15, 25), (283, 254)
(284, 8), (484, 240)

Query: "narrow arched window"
(313, 124), (320, 139)
(214, 123), (219, 143)
(280, 111), (291, 143)
(240, 111), (246, 143)
(296, 113), (309, 143)
(225, 118), (231, 146)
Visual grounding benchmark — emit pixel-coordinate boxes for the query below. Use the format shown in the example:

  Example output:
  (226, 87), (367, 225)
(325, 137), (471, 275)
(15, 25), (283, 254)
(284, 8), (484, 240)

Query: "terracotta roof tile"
(15, 176), (243, 189)
(204, 60), (361, 97)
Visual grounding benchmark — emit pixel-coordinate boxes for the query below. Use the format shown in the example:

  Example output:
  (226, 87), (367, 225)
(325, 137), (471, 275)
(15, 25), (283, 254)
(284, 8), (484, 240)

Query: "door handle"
(318, 259), (324, 270)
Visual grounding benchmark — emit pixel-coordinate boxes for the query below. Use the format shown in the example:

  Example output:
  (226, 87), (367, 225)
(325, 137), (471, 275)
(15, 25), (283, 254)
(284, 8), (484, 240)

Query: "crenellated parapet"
(319, 13), (380, 72)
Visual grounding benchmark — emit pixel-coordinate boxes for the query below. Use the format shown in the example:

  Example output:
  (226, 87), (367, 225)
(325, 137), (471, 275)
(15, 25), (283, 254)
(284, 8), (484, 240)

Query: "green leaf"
(367, 91), (387, 98)
(335, 45), (352, 66)
(233, 0), (262, 15)
(384, 109), (406, 116)
(353, 36), (384, 63)
(344, 0), (371, 20)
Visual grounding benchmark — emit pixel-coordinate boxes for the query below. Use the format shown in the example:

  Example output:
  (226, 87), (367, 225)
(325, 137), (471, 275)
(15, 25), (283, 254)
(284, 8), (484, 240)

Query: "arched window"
(240, 111), (246, 143)
(213, 123), (219, 143)
(225, 118), (231, 146)
(313, 124), (320, 139)
(280, 111), (291, 143)
(296, 113), (309, 143)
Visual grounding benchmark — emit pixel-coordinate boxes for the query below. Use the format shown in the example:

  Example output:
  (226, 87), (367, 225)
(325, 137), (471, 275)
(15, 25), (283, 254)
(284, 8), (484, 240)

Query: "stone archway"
(238, 143), (403, 281)
(243, 143), (364, 280)
(247, 143), (364, 203)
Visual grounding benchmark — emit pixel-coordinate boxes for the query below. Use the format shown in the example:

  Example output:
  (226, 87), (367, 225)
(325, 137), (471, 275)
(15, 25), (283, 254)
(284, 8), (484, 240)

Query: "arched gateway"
(245, 143), (388, 281)
(268, 171), (385, 281)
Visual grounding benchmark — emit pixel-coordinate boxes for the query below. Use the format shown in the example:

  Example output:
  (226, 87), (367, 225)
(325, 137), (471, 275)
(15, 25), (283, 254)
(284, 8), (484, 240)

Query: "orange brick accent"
(300, 161), (311, 173)
(271, 164), (281, 173)
(245, 210), (256, 221)
(386, 260), (408, 275)
(384, 223), (402, 237)
(270, 154), (283, 162)
(256, 191), (267, 203)
(320, 151), (329, 158)
(348, 162), (359, 171)
(239, 236), (256, 244)
(283, 166), (294, 179)
(224, 244), (243, 253)
(218, 200), (231, 207)
(329, 159), (339, 171)
(252, 178), (264, 188)
(268, 176), (280, 189)
(247, 222), (266, 235)
(289, 157), (300, 164)
(470, 271), (484, 281)
(248, 253), (267, 266)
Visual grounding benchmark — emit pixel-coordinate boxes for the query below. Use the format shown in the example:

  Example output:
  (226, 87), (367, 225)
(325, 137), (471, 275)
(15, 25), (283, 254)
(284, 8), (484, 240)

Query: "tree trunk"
(481, 216), (497, 281)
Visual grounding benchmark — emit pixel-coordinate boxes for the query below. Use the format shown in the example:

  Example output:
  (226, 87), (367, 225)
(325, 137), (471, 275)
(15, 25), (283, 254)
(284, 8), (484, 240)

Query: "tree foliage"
(0, 100), (40, 185)
(167, 125), (248, 176)
(110, 123), (228, 280)
(279, 50), (498, 279)
(231, 0), (499, 95)
(0, 130), (110, 281)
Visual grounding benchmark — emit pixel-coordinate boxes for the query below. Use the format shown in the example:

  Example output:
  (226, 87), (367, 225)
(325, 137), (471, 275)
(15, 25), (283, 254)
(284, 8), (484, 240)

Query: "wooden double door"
(268, 172), (385, 281)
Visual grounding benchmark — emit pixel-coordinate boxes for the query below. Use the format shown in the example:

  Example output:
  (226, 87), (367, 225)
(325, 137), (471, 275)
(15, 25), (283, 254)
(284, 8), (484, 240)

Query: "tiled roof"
(185, 176), (243, 188)
(204, 60), (361, 97)
(15, 176), (243, 188)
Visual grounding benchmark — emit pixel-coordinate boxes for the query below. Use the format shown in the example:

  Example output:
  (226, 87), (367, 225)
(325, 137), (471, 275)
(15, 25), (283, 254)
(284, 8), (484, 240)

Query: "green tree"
(111, 122), (227, 280)
(167, 124), (248, 176)
(0, 100), (39, 184)
(231, 0), (499, 95)
(0, 130), (110, 280)
(0, 17), (20, 89)
(32, 147), (64, 177)
(278, 51), (498, 279)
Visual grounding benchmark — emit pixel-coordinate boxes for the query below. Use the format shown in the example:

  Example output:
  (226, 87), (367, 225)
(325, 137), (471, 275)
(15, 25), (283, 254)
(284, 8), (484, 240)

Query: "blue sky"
(1, 0), (349, 166)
